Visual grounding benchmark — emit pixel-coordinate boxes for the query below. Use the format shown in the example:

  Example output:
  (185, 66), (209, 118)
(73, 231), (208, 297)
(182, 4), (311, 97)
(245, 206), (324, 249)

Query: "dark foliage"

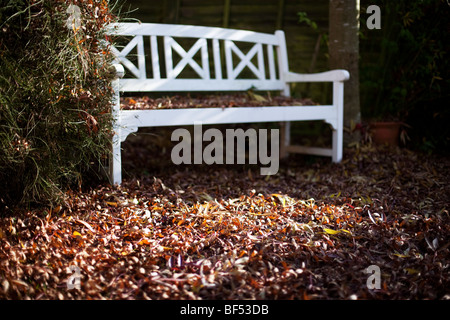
(0, 0), (118, 209)
(360, 0), (450, 153)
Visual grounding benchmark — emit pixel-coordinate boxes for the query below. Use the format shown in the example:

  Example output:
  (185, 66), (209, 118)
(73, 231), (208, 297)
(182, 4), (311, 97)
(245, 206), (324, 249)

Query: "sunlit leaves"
(0, 145), (448, 299)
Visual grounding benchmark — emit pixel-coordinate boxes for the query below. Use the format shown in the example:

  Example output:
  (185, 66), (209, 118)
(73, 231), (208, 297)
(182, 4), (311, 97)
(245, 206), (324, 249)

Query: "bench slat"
(212, 39), (222, 80)
(267, 45), (276, 81)
(150, 35), (160, 79)
(119, 106), (335, 128)
(118, 79), (285, 92)
(108, 23), (280, 45)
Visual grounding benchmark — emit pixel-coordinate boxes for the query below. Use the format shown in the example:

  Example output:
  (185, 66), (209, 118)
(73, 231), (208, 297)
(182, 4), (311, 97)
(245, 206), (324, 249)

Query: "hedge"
(0, 0), (118, 210)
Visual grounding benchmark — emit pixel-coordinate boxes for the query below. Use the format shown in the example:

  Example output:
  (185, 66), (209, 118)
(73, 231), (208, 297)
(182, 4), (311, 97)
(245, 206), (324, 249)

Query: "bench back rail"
(107, 23), (289, 94)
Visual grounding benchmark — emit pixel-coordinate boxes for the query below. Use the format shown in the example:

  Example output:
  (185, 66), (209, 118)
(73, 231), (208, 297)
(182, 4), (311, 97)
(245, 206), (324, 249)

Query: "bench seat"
(120, 94), (316, 110)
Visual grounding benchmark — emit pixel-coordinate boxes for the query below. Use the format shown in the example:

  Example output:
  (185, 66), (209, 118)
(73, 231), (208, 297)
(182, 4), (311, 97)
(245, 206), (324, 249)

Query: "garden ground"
(0, 138), (448, 300)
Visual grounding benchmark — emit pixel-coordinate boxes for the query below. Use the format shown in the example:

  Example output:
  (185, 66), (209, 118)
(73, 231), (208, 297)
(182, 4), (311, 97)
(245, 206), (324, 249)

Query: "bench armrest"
(284, 69), (350, 83)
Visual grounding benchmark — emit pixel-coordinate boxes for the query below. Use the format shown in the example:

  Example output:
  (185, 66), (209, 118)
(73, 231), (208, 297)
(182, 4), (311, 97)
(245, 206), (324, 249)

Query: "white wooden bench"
(106, 23), (349, 184)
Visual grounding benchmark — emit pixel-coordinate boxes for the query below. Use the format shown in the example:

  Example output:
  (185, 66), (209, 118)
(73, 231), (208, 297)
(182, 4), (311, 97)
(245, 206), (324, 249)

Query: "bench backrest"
(106, 23), (290, 94)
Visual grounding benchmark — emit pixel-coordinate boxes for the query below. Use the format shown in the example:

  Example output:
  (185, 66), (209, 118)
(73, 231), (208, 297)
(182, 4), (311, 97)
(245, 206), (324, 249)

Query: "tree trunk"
(329, 0), (360, 144)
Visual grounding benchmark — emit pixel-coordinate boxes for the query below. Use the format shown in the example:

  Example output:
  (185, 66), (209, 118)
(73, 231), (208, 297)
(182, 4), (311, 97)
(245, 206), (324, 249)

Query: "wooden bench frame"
(106, 23), (349, 184)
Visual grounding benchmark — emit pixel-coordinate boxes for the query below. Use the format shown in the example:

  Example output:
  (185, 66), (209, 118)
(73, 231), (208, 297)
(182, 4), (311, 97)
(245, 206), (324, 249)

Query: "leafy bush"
(0, 0), (118, 209)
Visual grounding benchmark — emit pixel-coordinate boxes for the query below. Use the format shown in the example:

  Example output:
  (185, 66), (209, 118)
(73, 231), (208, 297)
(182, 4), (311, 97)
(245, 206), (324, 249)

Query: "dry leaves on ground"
(0, 144), (449, 300)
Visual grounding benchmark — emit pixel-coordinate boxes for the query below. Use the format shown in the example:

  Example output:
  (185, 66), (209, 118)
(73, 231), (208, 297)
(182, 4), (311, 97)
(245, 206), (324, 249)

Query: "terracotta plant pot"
(370, 121), (402, 146)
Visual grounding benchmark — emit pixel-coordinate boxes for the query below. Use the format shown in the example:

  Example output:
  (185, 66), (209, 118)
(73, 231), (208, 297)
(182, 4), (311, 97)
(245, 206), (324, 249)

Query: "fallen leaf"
(323, 228), (341, 235)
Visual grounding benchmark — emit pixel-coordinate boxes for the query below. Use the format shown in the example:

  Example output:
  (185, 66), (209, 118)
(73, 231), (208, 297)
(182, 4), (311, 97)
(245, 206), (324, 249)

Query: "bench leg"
(110, 133), (122, 185)
(331, 128), (343, 163)
(280, 121), (291, 159)
(332, 80), (344, 163)
(110, 76), (122, 185)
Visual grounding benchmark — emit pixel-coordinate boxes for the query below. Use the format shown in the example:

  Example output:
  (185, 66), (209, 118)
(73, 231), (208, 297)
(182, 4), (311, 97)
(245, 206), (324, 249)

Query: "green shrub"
(0, 0), (118, 209)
